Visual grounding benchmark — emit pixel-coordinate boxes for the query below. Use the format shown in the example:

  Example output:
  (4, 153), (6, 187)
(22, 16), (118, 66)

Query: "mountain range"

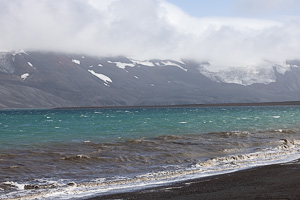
(0, 51), (300, 109)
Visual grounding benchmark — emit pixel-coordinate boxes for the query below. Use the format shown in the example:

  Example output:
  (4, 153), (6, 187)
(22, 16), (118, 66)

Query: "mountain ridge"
(0, 51), (299, 109)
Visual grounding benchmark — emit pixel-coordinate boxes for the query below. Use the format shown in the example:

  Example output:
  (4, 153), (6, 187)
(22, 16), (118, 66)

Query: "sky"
(166, 0), (237, 18)
(1, 0), (300, 70)
(167, 0), (300, 18)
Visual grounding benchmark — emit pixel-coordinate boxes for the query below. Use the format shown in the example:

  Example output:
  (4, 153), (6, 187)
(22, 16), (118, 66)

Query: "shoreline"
(86, 159), (300, 200)
(54, 101), (300, 110)
(1, 101), (300, 111)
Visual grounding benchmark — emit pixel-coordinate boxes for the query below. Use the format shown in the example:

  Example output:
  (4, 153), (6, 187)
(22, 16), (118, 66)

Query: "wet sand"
(87, 159), (300, 200)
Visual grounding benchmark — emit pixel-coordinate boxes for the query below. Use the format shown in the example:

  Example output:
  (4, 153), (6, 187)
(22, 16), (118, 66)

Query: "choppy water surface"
(1, 106), (300, 199)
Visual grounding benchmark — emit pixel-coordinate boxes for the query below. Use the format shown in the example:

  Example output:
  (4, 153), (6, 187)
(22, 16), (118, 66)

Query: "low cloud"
(0, 0), (300, 70)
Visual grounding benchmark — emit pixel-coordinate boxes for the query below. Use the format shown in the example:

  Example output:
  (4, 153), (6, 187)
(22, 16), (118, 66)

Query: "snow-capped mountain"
(0, 51), (299, 108)
(197, 61), (295, 86)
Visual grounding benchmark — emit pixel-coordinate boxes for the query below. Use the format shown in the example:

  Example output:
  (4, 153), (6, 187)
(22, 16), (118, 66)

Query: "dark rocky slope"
(0, 51), (299, 108)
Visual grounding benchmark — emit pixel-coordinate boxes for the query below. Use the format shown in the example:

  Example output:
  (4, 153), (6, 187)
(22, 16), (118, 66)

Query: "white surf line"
(3, 143), (300, 200)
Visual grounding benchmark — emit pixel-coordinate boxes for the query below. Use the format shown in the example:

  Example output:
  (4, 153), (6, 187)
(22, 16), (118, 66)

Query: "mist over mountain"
(1, 0), (300, 109)
(0, 50), (299, 109)
(1, 0), (300, 69)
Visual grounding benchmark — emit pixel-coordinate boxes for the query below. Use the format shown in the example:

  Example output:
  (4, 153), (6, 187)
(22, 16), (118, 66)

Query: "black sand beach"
(87, 159), (300, 200)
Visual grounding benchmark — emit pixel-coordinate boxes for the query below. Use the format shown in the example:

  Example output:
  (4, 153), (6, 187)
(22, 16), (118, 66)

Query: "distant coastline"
(1, 101), (300, 111)
(53, 101), (300, 110)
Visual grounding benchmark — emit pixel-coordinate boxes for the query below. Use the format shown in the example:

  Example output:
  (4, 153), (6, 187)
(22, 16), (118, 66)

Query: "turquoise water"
(1, 106), (300, 199)
(1, 106), (299, 147)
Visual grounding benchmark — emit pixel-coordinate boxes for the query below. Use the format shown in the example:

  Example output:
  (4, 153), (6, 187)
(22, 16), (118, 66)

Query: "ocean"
(1, 106), (300, 199)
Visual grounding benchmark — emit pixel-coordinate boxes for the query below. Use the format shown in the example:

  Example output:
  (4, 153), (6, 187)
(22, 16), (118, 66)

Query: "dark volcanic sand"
(87, 159), (300, 200)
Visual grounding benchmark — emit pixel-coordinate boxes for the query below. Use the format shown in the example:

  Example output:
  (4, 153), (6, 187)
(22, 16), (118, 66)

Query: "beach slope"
(88, 159), (300, 200)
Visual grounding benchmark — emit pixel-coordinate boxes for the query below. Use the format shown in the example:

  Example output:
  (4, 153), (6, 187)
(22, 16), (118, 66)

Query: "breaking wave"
(1, 132), (300, 200)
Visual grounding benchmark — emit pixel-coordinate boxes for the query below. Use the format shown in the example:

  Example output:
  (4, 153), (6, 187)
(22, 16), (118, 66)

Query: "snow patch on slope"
(106, 59), (186, 70)
(130, 59), (155, 67)
(198, 61), (292, 86)
(274, 65), (291, 75)
(10, 50), (28, 56)
(88, 70), (112, 86)
(0, 50), (28, 56)
(199, 60), (291, 86)
(72, 59), (80, 65)
(107, 61), (135, 69)
(21, 73), (29, 80)
(161, 61), (187, 71)
(27, 61), (36, 69)
(27, 62), (33, 67)
(200, 67), (276, 85)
